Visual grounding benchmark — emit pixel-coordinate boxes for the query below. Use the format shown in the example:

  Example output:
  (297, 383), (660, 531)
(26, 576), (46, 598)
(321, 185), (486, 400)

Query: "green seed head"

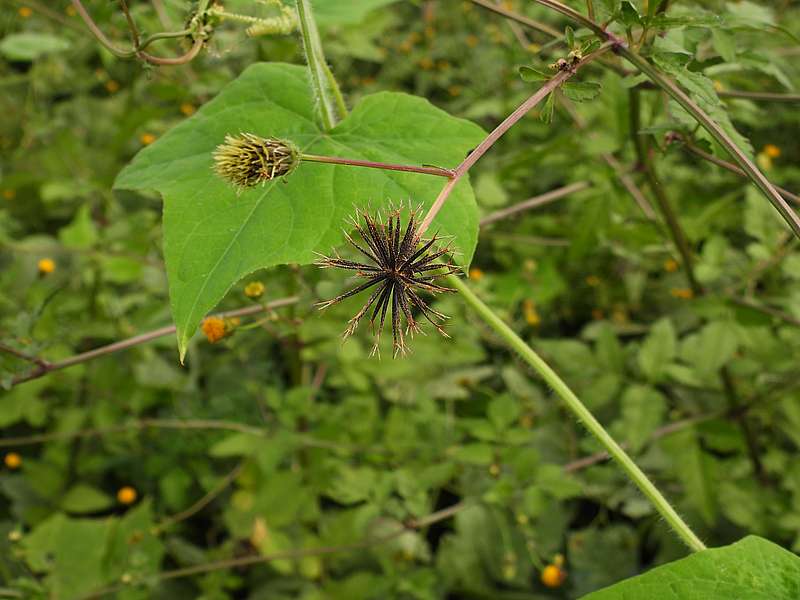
(213, 133), (299, 190)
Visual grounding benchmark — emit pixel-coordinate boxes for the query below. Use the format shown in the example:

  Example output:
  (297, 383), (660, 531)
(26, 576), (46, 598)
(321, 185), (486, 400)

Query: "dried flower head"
(213, 133), (299, 190)
(316, 206), (460, 357)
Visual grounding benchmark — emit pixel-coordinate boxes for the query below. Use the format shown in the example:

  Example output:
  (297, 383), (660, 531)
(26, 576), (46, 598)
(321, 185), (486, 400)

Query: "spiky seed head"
(213, 133), (299, 190)
(315, 205), (459, 358)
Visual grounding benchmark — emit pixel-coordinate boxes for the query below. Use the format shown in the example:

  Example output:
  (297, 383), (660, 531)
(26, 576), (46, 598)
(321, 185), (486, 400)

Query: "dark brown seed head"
(213, 133), (298, 190)
(316, 206), (459, 357)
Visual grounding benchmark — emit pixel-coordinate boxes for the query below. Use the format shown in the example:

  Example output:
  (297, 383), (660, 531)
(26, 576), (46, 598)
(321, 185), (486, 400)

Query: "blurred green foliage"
(1, 0), (800, 598)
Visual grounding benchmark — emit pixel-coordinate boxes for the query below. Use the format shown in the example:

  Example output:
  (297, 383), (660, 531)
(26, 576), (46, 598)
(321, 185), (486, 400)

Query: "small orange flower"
(37, 258), (55, 275)
(244, 281), (265, 299)
(448, 85), (463, 97)
(201, 316), (227, 343)
(2, 189), (15, 200)
(4, 453), (22, 469)
(180, 102), (196, 116)
(663, 258), (679, 272)
(18, 6), (32, 18)
(65, 4), (77, 16)
(523, 299), (540, 326)
(140, 133), (156, 145)
(105, 80), (120, 93)
(466, 34), (479, 48)
(418, 57), (434, 70)
(117, 486), (137, 505)
(763, 144), (781, 159)
(670, 288), (694, 300)
(468, 267), (484, 281)
(541, 564), (567, 588)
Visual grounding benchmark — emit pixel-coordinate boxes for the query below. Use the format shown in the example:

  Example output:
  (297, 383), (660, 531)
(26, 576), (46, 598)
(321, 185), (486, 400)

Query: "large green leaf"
(115, 63), (484, 358)
(581, 536), (800, 599)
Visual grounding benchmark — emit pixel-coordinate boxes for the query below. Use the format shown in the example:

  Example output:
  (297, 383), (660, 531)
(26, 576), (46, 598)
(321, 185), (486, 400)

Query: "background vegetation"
(1, 0), (800, 598)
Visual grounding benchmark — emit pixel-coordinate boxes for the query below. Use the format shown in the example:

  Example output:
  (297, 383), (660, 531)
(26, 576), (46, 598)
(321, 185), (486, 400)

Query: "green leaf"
(638, 318), (676, 382)
(0, 33), (70, 61)
(581, 536), (800, 600)
(310, 0), (399, 25)
(487, 394), (520, 431)
(60, 484), (113, 514)
(619, 1), (642, 27)
(115, 63), (484, 359)
(619, 385), (666, 452)
(565, 26), (575, 50)
(518, 65), (550, 82)
(59, 205), (98, 249)
(562, 81), (602, 102)
(540, 92), (556, 124)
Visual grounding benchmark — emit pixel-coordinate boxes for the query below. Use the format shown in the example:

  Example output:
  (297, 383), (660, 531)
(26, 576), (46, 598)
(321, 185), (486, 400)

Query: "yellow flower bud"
(4, 453), (22, 469)
(37, 258), (55, 275)
(117, 486), (137, 505)
(244, 281), (265, 299)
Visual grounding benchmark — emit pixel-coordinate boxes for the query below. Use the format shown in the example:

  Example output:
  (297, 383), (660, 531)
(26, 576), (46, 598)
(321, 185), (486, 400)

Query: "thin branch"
(468, 0), (561, 38)
(9, 296), (299, 386)
(70, 0), (206, 66)
(718, 89), (800, 103)
(479, 181), (591, 226)
(487, 0), (800, 237)
(83, 502), (467, 598)
(680, 139), (800, 206)
(0, 417), (361, 455)
(155, 463), (244, 532)
(301, 154), (454, 178)
(563, 413), (719, 472)
(0, 343), (50, 369)
(558, 96), (657, 219)
(727, 296), (800, 328)
(630, 89), (702, 295)
(417, 43), (613, 237)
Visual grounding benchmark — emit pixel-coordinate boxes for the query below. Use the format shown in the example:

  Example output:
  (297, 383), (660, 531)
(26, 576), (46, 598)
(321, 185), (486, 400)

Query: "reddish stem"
(302, 154), (454, 178)
(417, 44), (613, 237)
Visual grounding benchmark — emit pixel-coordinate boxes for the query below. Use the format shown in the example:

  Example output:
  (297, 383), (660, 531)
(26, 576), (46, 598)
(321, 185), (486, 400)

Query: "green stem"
(491, 0), (800, 238)
(449, 275), (707, 553)
(630, 89), (702, 294)
(295, 0), (343, 129)
(618, 48), (800, 238)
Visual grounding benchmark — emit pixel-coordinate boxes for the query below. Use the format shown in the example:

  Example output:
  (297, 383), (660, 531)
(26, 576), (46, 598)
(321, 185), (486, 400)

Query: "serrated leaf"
(519, 65), (550, 82)
(638, 318), (676, 382)
(115, 63), (484, 359)
(581, 536), (800, 600)
(619, 1), (641, 27)
(620, 385), (666, 452)
(562, 81), (602, 102)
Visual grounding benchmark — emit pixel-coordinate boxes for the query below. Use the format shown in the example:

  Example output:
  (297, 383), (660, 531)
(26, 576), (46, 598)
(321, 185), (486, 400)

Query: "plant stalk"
(296, 0), (343, 130)
(301, 154), (453, 178)
(450, 274), (707, 552)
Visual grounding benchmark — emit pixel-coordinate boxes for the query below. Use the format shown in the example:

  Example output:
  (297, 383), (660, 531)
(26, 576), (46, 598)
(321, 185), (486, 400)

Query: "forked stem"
(450, 275), (707, 553)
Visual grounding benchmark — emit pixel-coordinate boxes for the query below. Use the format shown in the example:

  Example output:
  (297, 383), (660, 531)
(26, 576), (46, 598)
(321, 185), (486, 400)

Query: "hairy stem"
(296, 0), (342, 129)
(417, 43), (612, 236)
(681, 139), (800, 205)
(450, 275), (706, 552)
(619, 48), (800, 237)
(484, 0), (800, 237)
